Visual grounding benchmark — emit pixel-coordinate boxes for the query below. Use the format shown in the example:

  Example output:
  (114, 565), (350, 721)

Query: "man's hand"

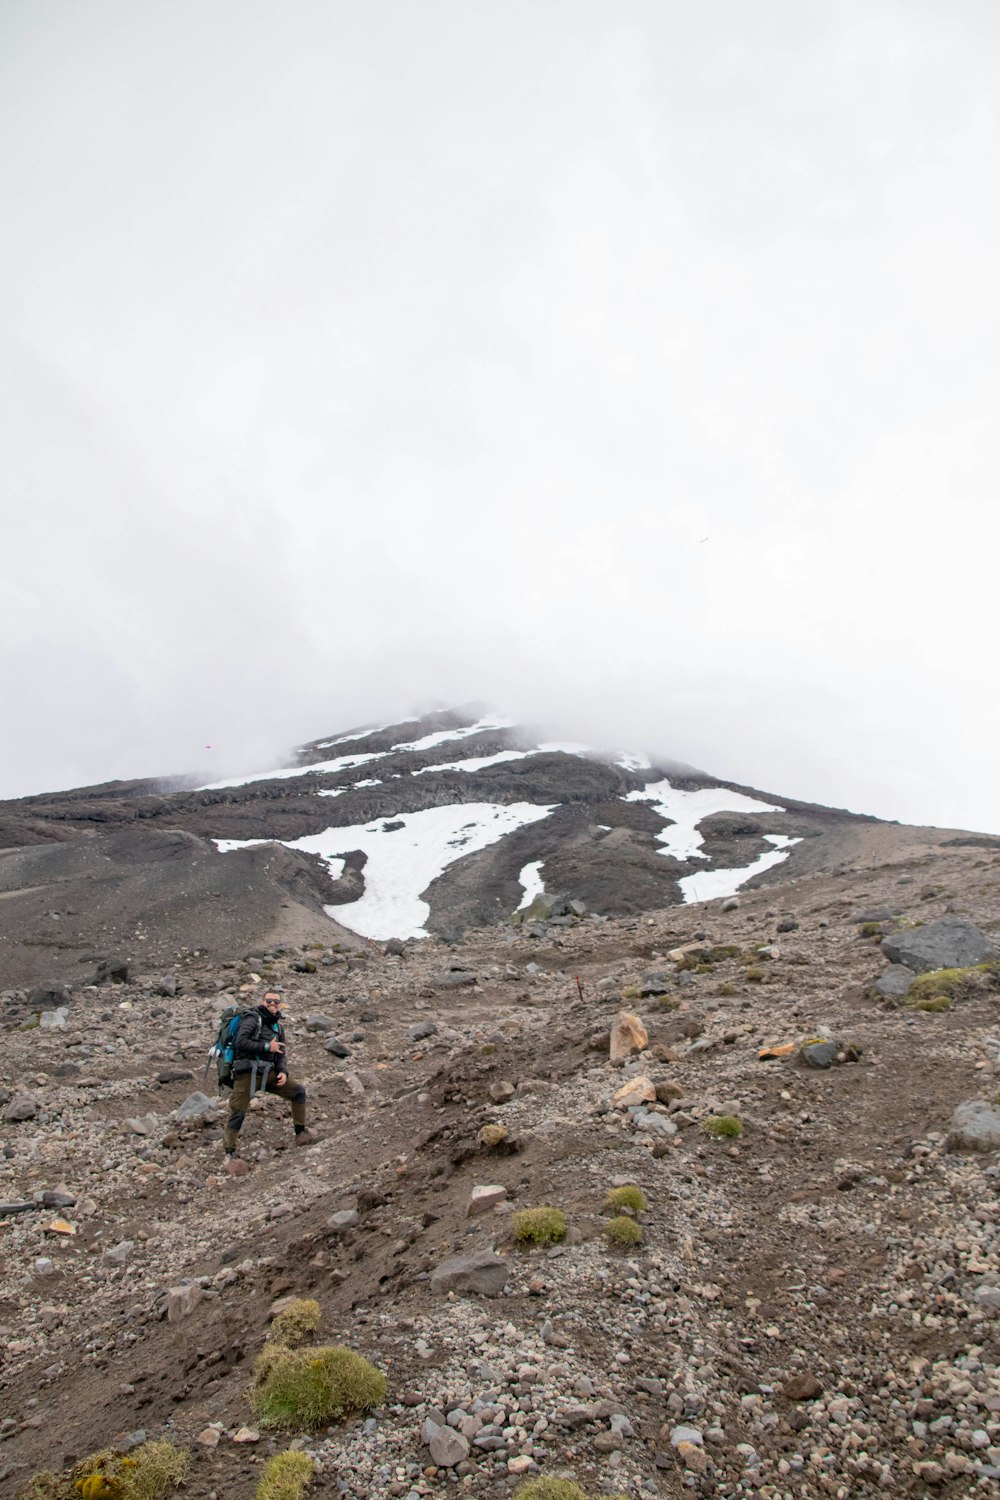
(276, 1072), (287, 1087)
(268, 1037), (283, 1053)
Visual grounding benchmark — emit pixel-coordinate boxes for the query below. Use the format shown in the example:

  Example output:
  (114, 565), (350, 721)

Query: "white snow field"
(389, 715), (516, 753)
(516, 859), (546, 909)
(623, 778), (783, 861)
(678, 834), (802, 904)
(199, 750), (385, 791)
(215, 801), (556, 941)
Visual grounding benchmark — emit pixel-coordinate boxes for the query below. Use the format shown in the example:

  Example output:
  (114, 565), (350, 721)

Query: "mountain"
(0, 706), (979, 988)
(1, 711), (1000, 1498)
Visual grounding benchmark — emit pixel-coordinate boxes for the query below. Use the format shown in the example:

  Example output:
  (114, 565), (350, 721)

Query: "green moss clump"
(254, 1451), (314, 1500)
(701, 1115), (743, 1139)
(655, 994), (681, 1009)
(478, 1123), (509, 1149)
(743, 968), (764, 983)
(859, 922), (883, 938)
(66, 1442), (188, 1500)
(269, 1298), (321, 1349)
(251, 1344), (387, 1431)
(605, 1184), (647, 1214)
(906, 964), (997, 1009)
(513, 1481), (587, 1500)
(910, 995), (952, 1013)
(621, 985), (641, 1000)
(716, 983), (738, 997)
(512, 1207), (567, 1245)
(605, 1215), (643, 1247)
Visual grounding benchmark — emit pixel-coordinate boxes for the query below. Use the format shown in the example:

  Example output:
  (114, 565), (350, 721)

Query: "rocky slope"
(0, 707), (977, 988)
(2, 832), (1000, 1498)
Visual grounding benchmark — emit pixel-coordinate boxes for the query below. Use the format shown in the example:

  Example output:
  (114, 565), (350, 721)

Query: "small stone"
(166, 1284), (204, 1322)
(430, 1249), (509, 1298)
(489, 1080), (516, 1103)
(196, 1427), (221, 1448)
(327, 1209), (360, 1233)
(223, 1156), (249, 1177)
(407, 1020), (438, 1042)
(3, 1094), (38, 1123)
(428, 1426), (470, 1466)
(799, 1040), (838, 1070)
(613, 1076), (656, 1109)
(782, 1373), (823, 1401)
(507, 1455), (532, 1474)
(174, 1091), (218, 1123)
(610, 1012), (649, 1064)
(466, 1185), (508, 1217)
(677, 1440), (708, 1473)
(232, 1427), (259, 1443)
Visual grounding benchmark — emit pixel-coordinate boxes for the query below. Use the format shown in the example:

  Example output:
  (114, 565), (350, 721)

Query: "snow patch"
(678, 835), (802, 904)
(413, 750), (531, 775)
(616, 751), (652, 772)
(390, 715), (516, 754)
(216, 801), (557, 941)
(623, 778), (783, 862)
(315, 721), (394, 749)
(516, 860), (546, 910)
(198, 751), (385, 791)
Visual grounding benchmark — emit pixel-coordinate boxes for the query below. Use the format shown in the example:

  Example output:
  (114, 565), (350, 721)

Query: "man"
(223, 990), (320, 1154)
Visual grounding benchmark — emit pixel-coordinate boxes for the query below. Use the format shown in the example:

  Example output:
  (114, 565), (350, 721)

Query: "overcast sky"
(2, 1), (998, 832)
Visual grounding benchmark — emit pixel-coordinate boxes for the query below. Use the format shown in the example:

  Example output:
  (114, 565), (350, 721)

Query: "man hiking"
(223, 990), (320, 1155)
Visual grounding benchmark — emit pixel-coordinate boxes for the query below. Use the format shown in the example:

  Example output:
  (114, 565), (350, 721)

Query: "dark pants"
(224, 1069), (306, 1150)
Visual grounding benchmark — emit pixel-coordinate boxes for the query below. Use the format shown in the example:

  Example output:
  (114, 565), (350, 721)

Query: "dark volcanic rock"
(27, 982), (73, 1010)
(880, 919), (996, 973)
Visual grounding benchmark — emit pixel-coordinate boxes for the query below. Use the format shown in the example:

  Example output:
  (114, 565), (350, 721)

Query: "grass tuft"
(251, 1344), (387, 1431)
(477, 1123), (508, 1149)
(700, 1114), (743, 1139)
(605, 1215), (643, 1247)
(605, 1184), (646, 1214)
(52, 1442), (190, 1500)
(512, 1207), (567, 1246)
(254, 1451), (314, 1500)
(269, 1299), (321, 1349)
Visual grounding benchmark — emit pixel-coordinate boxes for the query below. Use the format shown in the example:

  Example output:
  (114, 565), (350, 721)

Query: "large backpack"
(207, 1005), (261, 1089)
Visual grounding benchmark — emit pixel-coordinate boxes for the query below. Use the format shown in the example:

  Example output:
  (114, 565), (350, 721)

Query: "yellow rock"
(44, 1217), (76, 1235)
(612, 1075), (656, 1108)
(610, 1011), (649, 1064)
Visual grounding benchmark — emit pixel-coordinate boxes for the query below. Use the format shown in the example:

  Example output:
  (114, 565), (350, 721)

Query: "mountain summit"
(0, 706), (980, 985)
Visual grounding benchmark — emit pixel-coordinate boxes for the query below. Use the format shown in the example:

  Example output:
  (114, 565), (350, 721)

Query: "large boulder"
(430, 1249), (509, 1297)
(881, 919), (996, 974)
(947, 1100), (1000, 1153)
(874, 965), (914, 1000)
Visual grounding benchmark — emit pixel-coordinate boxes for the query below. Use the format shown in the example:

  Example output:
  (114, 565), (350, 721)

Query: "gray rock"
(947, 1101), (1000, 1153)
(322, 1035), (351, 1057)
(3, 1093), (38, 1123)
(156, 1069), (194, 1084)
(383, 938), (407, 957)
(430, 1249), (510, 1298)
(800, 1040), (838, 1069)
(776, 918), (799, 933)
(327, 1209), (360, 1233)
(875, 965), (913, 999)
(152, 974), (179, 997)
(881, 919), (996, 974)
(27, 983), (72, 1011)
(721, 897), (740, 911)
(489, 1080), (515, 1103)
(305, 1014), (337, 1032)
(634, 1111), (677, 1137)
(431, 971), (478, 990)
(174, 1091), (218, 1123)
(39, 1008), (69, 1029)
(671, 1422), (704, 1446)
(103, 1240), (134, 1265)
(407, 1020), (438, 1042)
(428, 1425), (470, 1466)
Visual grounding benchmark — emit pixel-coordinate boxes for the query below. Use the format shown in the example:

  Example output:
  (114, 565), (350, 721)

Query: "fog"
(2, 1), (998, 832)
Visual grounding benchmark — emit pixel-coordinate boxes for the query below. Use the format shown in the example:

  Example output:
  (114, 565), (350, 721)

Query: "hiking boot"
(293, 1127), (321, 1146)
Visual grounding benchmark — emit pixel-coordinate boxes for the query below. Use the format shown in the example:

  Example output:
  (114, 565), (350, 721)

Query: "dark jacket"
(232, 1006), (286, 1076)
